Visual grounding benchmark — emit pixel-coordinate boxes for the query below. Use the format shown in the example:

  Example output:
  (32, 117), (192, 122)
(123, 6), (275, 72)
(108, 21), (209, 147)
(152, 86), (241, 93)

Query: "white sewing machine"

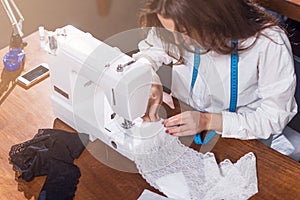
(47, 25), (164, 160)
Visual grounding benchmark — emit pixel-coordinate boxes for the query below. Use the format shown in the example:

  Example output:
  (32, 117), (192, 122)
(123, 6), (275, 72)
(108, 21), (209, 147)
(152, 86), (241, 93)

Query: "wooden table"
(0, 31), (300, 200)
(257, 0), (300, 21)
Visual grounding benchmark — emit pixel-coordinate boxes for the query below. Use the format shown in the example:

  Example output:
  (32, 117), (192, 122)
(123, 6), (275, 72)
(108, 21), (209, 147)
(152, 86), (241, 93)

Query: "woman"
(133, 0), (299, 159)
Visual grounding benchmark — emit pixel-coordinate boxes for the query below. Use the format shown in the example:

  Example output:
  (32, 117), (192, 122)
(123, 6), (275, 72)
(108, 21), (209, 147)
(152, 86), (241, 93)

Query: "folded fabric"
(271, 127), (296, 156)
(138, 189), (171, 200)
(9, 129), (89, 200)
(38, 159), (81, 200)
(155, 172), (190, 200)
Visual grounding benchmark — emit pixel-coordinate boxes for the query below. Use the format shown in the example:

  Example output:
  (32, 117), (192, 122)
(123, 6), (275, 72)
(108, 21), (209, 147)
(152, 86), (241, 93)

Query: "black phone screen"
(22, 65), (49, 82)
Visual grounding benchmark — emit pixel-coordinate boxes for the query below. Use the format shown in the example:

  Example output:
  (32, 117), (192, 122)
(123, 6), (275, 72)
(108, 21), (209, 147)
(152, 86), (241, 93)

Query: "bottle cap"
(39, 26), (45, 37)
(3, 48), (25, 71)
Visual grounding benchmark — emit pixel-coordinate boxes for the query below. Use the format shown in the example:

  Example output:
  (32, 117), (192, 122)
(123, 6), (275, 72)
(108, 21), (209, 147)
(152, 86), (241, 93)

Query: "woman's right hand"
(142, 84), (163, 122)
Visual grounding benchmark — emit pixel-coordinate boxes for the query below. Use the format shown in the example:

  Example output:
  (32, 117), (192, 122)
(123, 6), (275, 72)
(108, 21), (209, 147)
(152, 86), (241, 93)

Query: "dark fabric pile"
(285, 19), (300, 131)
(9, 129), (89, 200)
(286, 19), (300, 58)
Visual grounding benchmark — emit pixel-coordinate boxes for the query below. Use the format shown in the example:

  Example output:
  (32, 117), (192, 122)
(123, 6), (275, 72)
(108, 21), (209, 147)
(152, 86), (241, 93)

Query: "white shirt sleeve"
(132, 28), (173, 72)
(222, 29), (298, 139)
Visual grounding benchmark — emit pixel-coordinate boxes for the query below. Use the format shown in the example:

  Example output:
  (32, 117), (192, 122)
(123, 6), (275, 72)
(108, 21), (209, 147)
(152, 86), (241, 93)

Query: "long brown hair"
(138, 0), (280, 55)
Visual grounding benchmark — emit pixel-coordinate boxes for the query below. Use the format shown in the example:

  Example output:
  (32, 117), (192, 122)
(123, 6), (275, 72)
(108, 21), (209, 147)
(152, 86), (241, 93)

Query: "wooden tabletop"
(257, 0), (300, 21)
(0, 31), (300, 200)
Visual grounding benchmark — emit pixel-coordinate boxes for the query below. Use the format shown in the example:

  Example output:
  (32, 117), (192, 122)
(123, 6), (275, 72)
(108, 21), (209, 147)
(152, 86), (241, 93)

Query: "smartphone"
(17, 63), (49, 87)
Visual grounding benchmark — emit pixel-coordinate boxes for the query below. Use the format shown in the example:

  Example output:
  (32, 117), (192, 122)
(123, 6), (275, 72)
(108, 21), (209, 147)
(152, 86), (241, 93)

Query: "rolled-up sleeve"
(132, 28), (173, 72)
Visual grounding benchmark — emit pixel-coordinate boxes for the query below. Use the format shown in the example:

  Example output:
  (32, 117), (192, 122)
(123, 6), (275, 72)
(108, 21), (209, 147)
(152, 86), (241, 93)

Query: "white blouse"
(132, 26), (297, 140)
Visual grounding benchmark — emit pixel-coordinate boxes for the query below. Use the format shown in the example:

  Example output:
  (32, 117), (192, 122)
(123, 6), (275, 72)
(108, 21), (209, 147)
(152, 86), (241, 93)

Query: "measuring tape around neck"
(190, 47), (200, 93)
(193, 40), (239, 145)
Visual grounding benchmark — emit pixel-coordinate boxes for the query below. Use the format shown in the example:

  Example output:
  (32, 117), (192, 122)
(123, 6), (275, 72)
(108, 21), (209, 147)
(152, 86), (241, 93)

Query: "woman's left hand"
(163, 111), (211, 136)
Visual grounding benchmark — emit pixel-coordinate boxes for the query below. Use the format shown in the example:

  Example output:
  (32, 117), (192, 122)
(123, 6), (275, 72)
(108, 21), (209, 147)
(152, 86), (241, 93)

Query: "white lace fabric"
(133, 132), (258, 200)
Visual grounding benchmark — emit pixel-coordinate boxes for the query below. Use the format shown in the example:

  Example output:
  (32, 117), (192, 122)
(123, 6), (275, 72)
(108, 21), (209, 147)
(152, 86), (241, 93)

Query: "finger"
(171, 130), (195, 137)
(150, 84), (163, 102)
(142, 115), (151, 122)
(148, 103), (161, 121)
(165, 126), (181, 135)
(142, 103), (151, 121)
(163, 114), (185, 127)
(165, 124), (190, 135)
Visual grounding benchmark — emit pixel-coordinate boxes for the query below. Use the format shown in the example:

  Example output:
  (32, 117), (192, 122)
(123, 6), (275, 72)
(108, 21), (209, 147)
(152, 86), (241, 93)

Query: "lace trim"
(134, 133), (258, 200)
